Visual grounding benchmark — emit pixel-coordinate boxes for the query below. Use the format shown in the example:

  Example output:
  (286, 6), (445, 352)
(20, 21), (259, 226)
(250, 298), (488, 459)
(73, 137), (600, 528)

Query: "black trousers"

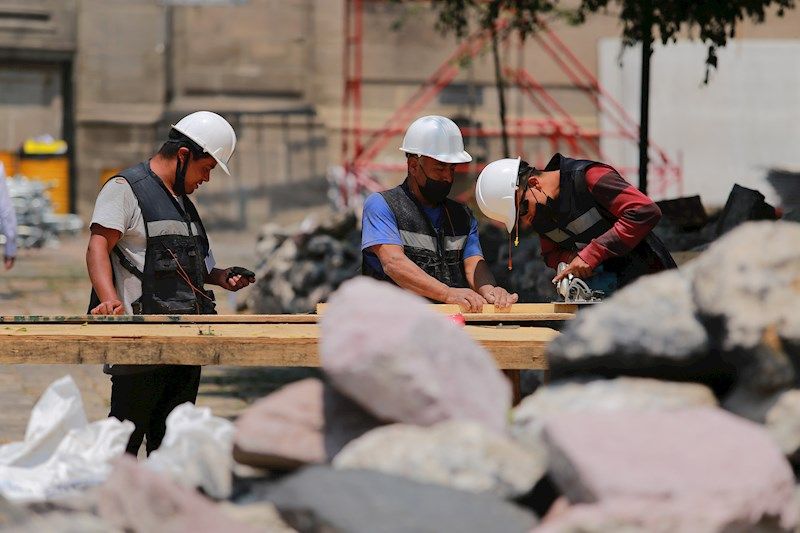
(109, 365), (201, 456)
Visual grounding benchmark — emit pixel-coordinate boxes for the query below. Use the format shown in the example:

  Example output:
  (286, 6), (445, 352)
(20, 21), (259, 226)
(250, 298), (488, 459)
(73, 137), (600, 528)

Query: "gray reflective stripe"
(399, 230), (436, 251)
(146, 220), (200, 237)
(566, 208), (603, 235)
(575, 242), (588, 250)
(545, 228), (571, 243)
(444, 235), (467, 251)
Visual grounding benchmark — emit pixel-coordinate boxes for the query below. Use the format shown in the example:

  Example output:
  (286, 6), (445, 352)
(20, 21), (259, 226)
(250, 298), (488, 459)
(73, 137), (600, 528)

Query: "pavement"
(0, 228), (316, 445)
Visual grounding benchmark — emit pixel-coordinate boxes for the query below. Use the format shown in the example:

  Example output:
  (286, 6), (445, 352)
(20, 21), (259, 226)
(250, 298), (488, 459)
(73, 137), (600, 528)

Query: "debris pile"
(3, 221), (800, 533)
(1, 176), (83, 249)
(244, 211), (361, 314)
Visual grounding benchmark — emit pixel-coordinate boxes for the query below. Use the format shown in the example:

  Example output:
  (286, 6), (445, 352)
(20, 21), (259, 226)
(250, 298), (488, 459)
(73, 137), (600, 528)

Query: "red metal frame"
(339, 1), (683, 205)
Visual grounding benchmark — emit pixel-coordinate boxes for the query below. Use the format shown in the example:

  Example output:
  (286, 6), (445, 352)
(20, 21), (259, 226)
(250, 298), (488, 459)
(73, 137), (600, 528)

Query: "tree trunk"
(638, 1), (652, 195)
(491, 25), (510, 158)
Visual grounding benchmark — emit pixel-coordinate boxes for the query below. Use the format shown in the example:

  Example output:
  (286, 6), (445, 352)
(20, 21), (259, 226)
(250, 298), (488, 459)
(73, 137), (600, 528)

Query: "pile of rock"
(244, 211), (362, 314)
(232, 220), (800, 532)
(4, 220), (799, 532)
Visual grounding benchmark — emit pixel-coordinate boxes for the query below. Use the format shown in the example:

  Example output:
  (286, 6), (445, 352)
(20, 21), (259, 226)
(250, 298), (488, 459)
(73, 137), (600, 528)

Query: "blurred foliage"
(418, 0), (795, 82)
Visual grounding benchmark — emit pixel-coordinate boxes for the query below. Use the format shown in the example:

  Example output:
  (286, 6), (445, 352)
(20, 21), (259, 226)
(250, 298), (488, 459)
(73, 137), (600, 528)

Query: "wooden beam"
(316, 302), (576, 321)
(0, 314), (319, 324)
(0, 323), (554, 370)
(0, 306), (574, 325)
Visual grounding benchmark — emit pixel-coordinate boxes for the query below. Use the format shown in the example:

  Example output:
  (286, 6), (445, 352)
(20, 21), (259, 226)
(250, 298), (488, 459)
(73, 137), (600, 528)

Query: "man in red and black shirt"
(478, 153), (675, 294)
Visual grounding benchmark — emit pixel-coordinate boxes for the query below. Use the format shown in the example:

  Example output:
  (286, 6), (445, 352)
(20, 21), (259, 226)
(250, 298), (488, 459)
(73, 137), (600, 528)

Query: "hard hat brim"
(399, 148), (473, 164)
(212, 157), (231, 176)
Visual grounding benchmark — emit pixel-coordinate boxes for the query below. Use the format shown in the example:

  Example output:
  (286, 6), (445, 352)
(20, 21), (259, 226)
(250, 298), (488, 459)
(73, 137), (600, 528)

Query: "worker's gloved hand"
(444, 287), (487, 313)
(226, 266), (256, 283)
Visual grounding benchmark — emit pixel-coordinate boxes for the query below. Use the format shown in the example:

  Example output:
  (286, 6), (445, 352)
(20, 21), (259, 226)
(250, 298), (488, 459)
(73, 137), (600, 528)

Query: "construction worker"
(475, 153), (675, 295)
(361, 115), (517, 311)
(86, 111), (254, 456)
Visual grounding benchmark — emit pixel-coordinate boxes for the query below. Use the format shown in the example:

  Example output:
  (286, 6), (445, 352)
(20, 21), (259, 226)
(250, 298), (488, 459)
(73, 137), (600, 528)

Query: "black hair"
(517, 160), (542, 186)
(157, 129), (209, 160)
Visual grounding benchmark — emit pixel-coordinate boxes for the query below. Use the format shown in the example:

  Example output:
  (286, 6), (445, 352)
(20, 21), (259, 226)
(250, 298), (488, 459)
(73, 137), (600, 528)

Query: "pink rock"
(542, 407), (797, 530)
(535, 498), (785, 532)
(233, 378), (381, 470)
(320, 278), (511, 433)
(97, 456), (263, 533)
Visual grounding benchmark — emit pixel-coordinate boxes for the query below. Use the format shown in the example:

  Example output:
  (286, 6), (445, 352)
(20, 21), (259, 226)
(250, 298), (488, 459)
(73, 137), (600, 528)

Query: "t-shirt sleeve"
(463, 212), (484, 259)
(361, 193), (403, 250)
(90, 178), (137, 234)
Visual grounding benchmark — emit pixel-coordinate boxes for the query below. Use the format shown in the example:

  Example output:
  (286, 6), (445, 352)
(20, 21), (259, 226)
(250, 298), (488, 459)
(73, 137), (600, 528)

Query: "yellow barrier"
(0, 151), (16, 177)
(17, 156), (70, 214)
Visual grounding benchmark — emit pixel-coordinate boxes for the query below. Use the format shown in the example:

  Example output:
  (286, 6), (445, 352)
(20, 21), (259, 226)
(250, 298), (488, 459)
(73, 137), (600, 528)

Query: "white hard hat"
(172, 111), (237, 175)
(399, 115), (472, 164)
(475, 157), (521, 233)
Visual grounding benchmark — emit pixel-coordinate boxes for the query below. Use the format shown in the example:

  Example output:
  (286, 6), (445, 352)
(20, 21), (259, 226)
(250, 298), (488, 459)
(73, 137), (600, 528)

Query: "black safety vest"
(362, 182), (472, 288)
(532, 153), (676, 287)
(88, 162), (216, 315)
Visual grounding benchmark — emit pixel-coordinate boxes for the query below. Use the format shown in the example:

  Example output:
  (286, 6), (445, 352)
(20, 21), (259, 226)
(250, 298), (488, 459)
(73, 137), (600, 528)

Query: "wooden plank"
(0, 314), (319, 324)
(0, 307), (573, 325)
(316, 302), (576, 321)
(0, 323), (554, 370)
(460, 312), (573, 322)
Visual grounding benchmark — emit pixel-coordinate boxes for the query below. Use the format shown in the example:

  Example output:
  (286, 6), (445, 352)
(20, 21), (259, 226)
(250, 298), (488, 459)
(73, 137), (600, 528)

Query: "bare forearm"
(383, 255), (450, 302)
(466, 257), (496, 293)
(86, 244), (118, 301)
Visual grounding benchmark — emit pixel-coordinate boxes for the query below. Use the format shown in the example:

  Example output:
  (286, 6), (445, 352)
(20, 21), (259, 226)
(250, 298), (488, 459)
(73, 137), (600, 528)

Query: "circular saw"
(554, 262), (604, 304)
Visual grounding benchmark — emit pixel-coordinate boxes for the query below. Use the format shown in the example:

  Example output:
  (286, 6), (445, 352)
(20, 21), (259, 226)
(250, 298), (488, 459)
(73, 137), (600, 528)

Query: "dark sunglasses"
(516, 162), (534, 218)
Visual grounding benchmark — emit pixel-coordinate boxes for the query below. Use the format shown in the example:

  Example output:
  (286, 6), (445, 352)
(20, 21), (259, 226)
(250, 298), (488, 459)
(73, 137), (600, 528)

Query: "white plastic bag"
(145, 402), (234, 499)
(0, 375), (88, 468)
(0, 375), (134, 502)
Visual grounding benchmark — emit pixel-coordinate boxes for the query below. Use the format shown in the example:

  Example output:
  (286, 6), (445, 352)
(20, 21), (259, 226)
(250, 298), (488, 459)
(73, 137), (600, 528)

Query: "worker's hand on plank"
(552, 255), (593, 284)
(444, 287), (487, 313)
(479, 286), (519, 310)
(90, 299), (124, 315)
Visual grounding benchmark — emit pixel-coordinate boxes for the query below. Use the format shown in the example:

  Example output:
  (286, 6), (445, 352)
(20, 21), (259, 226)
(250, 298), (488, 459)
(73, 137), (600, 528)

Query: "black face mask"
(530, 188), (559, 229)
(417, 160), (452, 204)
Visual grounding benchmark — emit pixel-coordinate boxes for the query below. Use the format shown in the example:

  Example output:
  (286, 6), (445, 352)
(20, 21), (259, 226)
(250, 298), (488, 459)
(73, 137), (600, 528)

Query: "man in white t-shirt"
(87, 111), (255, 456)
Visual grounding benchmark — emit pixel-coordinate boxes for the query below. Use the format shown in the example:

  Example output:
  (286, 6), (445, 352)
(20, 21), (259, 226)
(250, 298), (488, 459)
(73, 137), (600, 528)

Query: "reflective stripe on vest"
(544, 207), (604, 244)
(399, 230), (437, 251)
(398, 230), (468, 253)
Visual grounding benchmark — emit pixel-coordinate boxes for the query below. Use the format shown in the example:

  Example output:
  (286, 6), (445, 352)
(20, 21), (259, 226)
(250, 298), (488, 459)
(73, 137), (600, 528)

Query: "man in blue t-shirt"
(361, 115), (517, 312)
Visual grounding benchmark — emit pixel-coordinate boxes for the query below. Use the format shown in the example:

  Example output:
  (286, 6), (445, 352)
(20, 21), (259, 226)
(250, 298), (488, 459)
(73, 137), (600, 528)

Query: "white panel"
(598, 39), (800, 207)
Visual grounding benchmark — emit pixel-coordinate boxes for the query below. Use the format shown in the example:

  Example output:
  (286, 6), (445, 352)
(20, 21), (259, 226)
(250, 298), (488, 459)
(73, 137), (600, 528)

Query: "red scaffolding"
(339, 0), (683, 206)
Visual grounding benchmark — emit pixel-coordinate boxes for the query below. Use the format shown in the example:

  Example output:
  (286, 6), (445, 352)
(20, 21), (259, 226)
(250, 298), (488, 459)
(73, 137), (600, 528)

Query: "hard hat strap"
(175, 149), (189, 196)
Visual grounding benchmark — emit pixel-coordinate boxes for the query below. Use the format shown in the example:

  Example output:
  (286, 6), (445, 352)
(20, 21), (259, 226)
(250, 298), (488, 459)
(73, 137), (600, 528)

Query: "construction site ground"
(0, 229), (317, 445)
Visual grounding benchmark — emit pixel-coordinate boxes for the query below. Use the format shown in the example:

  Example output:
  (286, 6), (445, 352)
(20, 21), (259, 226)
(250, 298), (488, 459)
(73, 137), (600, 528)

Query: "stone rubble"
(6, 219), (800, 533)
